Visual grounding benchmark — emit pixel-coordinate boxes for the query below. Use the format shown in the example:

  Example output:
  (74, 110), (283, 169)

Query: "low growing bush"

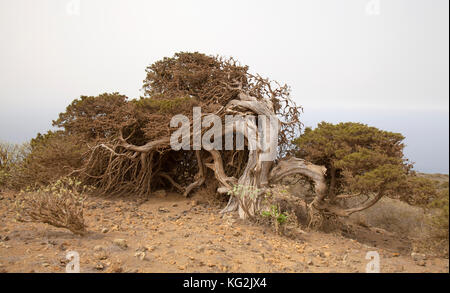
(15, 177), (91, 235)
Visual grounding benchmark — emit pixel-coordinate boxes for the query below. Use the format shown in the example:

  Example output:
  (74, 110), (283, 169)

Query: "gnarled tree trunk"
(75, 82), (382, 228)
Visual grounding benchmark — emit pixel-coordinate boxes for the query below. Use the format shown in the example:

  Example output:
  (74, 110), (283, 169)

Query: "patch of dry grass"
(349, 197), (427, 236)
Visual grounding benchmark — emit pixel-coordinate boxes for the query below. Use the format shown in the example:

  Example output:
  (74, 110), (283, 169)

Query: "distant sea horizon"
(1, 106), (448, 174)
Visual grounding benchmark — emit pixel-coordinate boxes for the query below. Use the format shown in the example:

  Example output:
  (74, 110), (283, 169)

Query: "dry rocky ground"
(0, 190), (448, 273)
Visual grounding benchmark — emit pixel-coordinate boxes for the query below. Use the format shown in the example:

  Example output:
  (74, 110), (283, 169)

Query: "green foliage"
(295, 122), (406, 166)
(133, 96), (199, 115)
(9, 131), (86, 189)
(294, 122), (411, 198)
(0, 141), (30, 189)
(261, 205), (289, 225)
(0, 169), (8, 188)
(52, 92), (134, 140)
(397, 176), (440, 205)
(296, 122), (406, 163)
(343, 164), (407, 196)
(428, 188), (449, 238)
(227, 184), (296, 235)
(142, 52), (248, 101)
(259, 185), (299, 234)
(135, 96), (189, 110)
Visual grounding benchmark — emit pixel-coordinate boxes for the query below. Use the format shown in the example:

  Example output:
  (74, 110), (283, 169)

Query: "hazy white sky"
(0, 0), (448, 173)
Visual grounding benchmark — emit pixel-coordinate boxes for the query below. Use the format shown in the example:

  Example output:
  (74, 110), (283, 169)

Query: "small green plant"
(261, 205), (288, 223)
(261, 204), (289, 234)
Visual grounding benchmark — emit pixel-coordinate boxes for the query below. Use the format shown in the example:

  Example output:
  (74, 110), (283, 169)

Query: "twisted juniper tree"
(58, 52), (328, 224)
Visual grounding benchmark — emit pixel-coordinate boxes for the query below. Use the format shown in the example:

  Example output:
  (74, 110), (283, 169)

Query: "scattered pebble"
(113, 239), (128, 249)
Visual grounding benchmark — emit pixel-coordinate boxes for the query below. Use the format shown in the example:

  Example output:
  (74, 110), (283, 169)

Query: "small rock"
(59, 243), (68, 251)
(101, 228), (109, 234)
(113, 239), (128, 249)
(411, 252), (426, 262)
(214, 246), (226, 253)
(109, 264), (123, 273)
(47, 240), (57, 246)
(416, 260), (426, 267)
(233, 231), (241, 237)
(146, 245), (156, 252)
(134, 252), (146, 261)
(94, 245), (106, 252)
(95, 263), (104, 270)
(158, 207), (170, 213)
(0, 242), (11, 249)
(195, 246), (205, 253)
(59, 258), (69, 266)
(307, 258), (314, 266)
(135, 246), (147, 254)
(42, 263), (50, 267)
(94, 251), (108, 260)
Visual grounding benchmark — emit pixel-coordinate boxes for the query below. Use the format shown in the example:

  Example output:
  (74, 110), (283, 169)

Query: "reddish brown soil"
(0, 191), (448, 273)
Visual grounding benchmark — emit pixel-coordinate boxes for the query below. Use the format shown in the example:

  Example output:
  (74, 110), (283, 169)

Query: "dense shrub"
(428, 188), (449, 239)
(294, 122), (412, 212)
(0, 141), (30, 189)
(396, 175), (440, 205)
(52, 93), (134, 141)
(8, 131), (87, 189)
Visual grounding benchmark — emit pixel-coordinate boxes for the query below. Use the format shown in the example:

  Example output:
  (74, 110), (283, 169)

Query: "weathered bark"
(77, 87), (382, 226)
(269, 158), (327, 197)
(328, 166), (337, 202)
(311, 189), (386, 217)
